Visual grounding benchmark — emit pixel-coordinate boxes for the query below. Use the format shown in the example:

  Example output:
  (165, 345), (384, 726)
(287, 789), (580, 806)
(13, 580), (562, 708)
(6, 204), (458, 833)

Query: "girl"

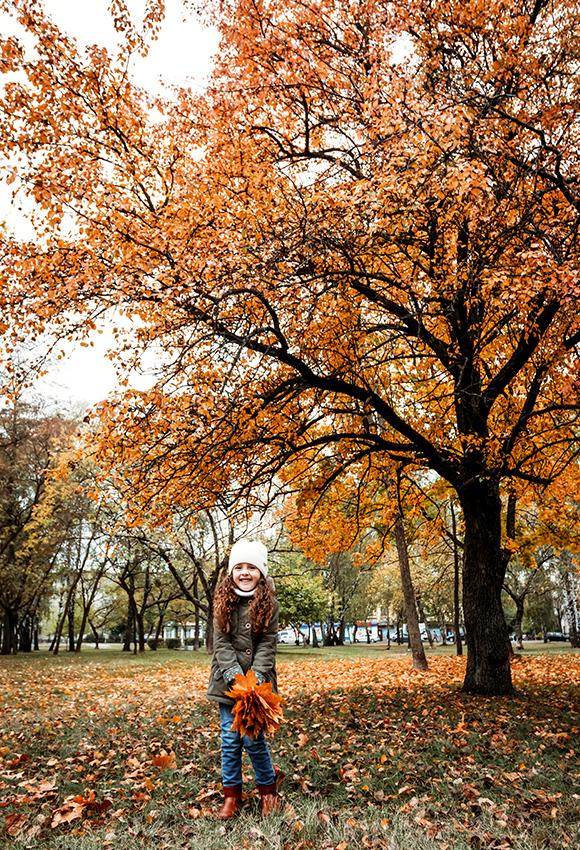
(207, 539), (282, 818)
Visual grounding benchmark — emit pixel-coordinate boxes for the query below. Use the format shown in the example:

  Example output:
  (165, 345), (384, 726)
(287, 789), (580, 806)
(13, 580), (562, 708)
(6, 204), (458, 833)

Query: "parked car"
(277, 629), (305, 645)
(544, 632), (568, 642)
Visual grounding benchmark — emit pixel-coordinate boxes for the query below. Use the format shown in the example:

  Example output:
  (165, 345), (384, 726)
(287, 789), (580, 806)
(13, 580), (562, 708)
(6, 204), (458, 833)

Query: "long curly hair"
(214, 574), (275, 635)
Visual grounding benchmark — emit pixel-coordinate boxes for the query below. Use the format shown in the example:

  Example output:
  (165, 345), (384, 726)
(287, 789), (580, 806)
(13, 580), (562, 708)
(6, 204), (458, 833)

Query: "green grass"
(0, 647), (578, 850)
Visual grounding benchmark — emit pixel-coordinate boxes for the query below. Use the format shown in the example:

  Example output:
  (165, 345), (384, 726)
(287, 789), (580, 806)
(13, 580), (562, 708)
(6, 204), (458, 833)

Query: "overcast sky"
(2, 1), (218, 408)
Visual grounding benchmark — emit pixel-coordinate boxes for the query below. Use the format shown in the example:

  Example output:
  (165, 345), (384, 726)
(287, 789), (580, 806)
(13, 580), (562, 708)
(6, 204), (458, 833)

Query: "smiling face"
(231, 562), (262, 593)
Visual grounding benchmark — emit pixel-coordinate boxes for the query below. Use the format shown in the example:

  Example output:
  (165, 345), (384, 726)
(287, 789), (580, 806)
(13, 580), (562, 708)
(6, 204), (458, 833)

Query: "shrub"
(165, 638), (181, 650)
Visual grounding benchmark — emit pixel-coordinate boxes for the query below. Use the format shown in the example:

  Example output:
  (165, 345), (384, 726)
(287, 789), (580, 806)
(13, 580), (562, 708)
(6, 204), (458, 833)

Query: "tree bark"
(561, 558), (579, 648)
(123, 600), (133, 652)
(205, 609), (214, 654)
(459, 478), (513, 695)
(76, 565), (106, 652)
(393, 509), (428, 671)
(450, 500), (463, 656)
(19, 614), (32, 652)
(512, 598), (525, 651)
(89, 619), (100, 648)
(1, 610), (18, 654)
(67, 587), (76, 652)
(136, 610), (146, 653)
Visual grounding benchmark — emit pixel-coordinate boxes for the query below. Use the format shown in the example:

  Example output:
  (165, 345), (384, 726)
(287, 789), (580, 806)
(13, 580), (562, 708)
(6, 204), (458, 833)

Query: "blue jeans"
(219, 703), (276, 787)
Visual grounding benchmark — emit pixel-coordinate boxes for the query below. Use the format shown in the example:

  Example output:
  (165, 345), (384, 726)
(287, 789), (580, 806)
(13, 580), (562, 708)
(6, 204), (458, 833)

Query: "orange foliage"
(1, 0), (579, 693)
(225, 670), (285, 738)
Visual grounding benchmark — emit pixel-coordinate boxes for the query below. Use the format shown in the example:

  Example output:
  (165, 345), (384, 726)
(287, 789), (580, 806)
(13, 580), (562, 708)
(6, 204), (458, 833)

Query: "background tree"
(275, 560), (328, 646)
(0, 396), (76, 653)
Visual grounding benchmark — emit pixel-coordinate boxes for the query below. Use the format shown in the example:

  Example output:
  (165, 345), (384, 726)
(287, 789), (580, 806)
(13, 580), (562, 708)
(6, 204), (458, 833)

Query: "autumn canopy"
(0, 0), (578, 694)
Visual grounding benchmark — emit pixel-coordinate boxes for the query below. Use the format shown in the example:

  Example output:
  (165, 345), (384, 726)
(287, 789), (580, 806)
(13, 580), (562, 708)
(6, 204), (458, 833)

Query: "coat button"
(245, 648), (251, 655)
(244, 622), (251, 629)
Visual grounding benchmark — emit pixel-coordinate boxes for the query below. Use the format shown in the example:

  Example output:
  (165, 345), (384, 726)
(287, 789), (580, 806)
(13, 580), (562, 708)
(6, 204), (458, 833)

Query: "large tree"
(1, 0), (578, 692)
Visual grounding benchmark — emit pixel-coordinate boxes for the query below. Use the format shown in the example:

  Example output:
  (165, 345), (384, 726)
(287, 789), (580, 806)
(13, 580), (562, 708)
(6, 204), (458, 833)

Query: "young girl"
(207, 539), (282, 818)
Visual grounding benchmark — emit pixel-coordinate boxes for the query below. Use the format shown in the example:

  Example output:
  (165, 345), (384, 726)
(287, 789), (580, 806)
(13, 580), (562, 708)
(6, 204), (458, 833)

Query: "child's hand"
(224, 664), (244, 685)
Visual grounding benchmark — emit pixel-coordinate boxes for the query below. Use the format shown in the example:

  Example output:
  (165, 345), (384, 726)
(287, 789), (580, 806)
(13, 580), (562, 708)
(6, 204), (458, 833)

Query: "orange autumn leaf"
(151, 750), (177, 770)
(50, 789), (111, 828)
(225, 670), (284, 738)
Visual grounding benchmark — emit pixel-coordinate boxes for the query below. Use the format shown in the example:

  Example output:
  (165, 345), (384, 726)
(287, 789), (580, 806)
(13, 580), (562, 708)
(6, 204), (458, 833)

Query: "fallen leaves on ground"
(0, 652), (578, 847)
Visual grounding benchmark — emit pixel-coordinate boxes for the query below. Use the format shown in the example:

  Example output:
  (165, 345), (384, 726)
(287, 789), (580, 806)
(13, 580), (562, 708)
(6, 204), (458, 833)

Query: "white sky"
(1, 0), (218, 408)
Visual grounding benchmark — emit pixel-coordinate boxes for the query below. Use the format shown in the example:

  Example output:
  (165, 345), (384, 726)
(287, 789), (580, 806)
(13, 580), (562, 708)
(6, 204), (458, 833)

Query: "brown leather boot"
(257, 781), (283, 816)
(216, 785), (242, 819)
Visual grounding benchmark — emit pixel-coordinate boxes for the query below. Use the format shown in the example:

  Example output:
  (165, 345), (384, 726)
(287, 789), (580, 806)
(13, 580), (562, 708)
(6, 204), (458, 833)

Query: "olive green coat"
(206, 597), (279, 706)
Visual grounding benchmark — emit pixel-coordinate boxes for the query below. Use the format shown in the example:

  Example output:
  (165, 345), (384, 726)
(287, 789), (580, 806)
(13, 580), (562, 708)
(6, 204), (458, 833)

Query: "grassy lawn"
(1, 647), (578, 849)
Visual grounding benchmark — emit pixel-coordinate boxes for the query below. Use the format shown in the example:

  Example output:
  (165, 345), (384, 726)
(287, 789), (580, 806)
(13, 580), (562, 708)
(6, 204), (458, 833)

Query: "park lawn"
(0, 649), (578, 850)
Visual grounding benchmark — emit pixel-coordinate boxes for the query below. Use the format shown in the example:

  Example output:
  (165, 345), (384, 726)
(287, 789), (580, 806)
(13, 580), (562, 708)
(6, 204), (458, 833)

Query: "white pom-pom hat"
(228, 539), (268, 577)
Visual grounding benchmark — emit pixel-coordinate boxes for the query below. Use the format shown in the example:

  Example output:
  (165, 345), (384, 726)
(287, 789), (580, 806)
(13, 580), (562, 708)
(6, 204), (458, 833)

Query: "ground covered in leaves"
(1, 649), (578, 849)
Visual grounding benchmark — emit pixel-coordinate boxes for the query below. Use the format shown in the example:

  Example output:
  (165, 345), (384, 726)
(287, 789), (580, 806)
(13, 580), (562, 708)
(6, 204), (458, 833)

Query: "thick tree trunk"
(394, 511), (428, 671)
(1, 609), (18, 654)
(19, 615), (32, 652)
(459, 478), (513, 695)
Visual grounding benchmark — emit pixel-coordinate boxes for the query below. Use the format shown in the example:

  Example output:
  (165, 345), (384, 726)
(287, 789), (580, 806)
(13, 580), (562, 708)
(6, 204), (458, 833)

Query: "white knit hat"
(228, 539), (268, 577)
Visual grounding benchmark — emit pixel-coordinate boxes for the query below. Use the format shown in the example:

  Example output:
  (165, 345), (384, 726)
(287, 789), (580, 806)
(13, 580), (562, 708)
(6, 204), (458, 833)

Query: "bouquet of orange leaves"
(225, 670), (284, 738)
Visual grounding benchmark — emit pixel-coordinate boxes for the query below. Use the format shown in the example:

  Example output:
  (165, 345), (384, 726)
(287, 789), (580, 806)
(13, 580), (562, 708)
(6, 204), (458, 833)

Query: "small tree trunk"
(53, 577), (79, 656)
(205, 612), (214, 655)
(193, 608), (200, 651)
(89, 619), (100, 648)
(67, 589), (76, 652)
(513, 599), (525, 650)
(76, 607), (88, 653)
(562, 561), (580, 647)
(123, 608), (132, 651)
(393, 509), (428, 671)
(440, 616), (447, 645)
(76, 567), (105, 652)
(460, 478), (513, 695)
(450, 500), (464, 657)
(136, 611), (146, 653)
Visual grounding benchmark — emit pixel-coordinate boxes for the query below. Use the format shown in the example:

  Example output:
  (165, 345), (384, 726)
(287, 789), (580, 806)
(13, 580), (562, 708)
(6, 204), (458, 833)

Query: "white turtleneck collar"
(234, 587), (256, 598)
